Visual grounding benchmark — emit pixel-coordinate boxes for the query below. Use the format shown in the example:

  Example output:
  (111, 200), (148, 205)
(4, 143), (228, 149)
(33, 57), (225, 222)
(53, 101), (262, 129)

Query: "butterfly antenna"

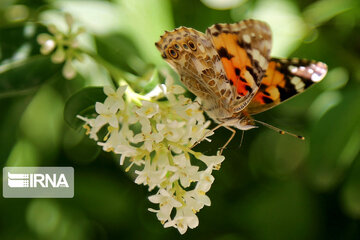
(239, 130), (245, 148)
(254, 119), (305, 140)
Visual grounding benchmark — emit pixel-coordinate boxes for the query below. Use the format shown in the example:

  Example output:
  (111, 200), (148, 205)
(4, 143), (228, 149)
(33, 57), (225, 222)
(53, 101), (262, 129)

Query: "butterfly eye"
(188, 40), (196, 50)
(168, 48), (178, 58)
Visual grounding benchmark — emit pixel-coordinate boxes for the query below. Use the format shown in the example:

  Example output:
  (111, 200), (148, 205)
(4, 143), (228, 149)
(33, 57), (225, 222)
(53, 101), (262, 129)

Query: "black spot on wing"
(262, 96), (274, 104)
(303, 77), (314, 88)
(239, 76), (247, 83)
(235, 68), (240, 76)
(277, 85), (297, 102)
(245, 85), (253, 94)
(218, 47), (234, 60)
(237, 40), (251, 50)
(214, 24), (222, 31)
(259, 84), (268, 91)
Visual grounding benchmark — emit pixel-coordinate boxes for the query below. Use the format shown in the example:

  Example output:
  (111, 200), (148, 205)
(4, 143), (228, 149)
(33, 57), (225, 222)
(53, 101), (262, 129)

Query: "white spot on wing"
(251, 49), (267, 69)
(244, 70), (254, 83)
(310, 63), (327, 82)
(289, 65), (298, 74)
(311, 73), (323, 82)
(291, 76), (305, 91)
(243, 34), (251, 43)
(291, 76), (301, 85)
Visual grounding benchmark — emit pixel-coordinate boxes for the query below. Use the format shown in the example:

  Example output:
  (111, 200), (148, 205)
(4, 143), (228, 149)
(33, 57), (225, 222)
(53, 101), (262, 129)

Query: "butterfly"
(155, 19), (328, 153)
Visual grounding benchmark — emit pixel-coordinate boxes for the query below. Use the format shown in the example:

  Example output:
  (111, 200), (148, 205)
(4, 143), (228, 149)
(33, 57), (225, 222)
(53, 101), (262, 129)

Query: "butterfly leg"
(193, 98), (202, 107)
(219, 126), (236, 155)
(191, 122), (227, 149)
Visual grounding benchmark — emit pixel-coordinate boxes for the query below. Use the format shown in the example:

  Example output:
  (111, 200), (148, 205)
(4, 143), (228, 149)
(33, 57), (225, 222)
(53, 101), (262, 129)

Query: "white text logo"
(3, 167), (74, 198)
(8, 172), (69, 188)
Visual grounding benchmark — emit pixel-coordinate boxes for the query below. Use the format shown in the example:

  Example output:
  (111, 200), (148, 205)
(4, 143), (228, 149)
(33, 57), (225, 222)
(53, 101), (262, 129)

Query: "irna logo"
(8, 172), (69, 188)
(3, 167), (74, 198)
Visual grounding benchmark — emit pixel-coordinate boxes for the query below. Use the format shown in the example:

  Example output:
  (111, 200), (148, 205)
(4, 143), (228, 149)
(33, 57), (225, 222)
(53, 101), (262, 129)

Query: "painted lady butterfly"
(156, 19), (327, 153)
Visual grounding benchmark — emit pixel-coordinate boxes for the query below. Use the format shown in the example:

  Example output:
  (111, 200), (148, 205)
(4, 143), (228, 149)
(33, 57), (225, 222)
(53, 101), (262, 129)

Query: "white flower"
(165, 77), (186, 95)
(196, 169), (215, 193)
(170, 154), (199, 187)
(37, 13), (85, 80)
(94, 102), (119, 129)
(174, 99), (204, 123)
(164, 206), (199, 234)
(37, 33), (56, 54)
(148, 189), (182, 221)
(157, 120), (186, 142)
(183, 118), (212, 146)
(78, 81), (226, 234)
(183, 189), (211, 212)
(135, 161), (167, 190)
(51, 47), (65, 63)
(117, 144), (139, 166)
(63, 59), (76, 79)
(76, 115), (98, 140)
(160, 77), (185, 103)
(104, 85), (126, 111)
(136, 101), (159, 118)
(133, 125), (163, 152)
(197, 153), (225, 169)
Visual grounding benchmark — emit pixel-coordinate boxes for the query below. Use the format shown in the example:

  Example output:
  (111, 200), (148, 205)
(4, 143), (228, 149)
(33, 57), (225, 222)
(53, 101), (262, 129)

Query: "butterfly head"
(220, 114), (257, 131)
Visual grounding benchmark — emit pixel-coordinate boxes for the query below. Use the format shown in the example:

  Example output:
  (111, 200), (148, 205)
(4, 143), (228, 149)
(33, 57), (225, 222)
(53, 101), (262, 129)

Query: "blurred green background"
(1, 0), (360, 239)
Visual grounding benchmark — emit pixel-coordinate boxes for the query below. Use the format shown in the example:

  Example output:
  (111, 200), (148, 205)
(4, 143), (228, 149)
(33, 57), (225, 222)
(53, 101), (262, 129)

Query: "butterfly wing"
(206, 19), (272, 112)
(155, 27), (235, 120)
(246, 58), (328, 115)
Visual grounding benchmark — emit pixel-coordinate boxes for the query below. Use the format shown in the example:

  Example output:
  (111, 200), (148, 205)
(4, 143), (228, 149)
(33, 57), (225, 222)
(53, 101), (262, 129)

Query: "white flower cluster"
(37, 13), (85, 79)
(78, 78), (225, 234)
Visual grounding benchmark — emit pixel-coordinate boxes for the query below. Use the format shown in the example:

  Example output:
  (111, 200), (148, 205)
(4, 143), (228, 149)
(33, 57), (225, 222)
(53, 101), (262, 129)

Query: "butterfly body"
(156, 19), (327, 146)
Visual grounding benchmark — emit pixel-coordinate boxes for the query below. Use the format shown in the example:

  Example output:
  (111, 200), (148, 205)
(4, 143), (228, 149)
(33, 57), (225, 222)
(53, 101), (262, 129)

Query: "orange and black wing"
(246, 58), (328, 115)
(206, 19), (272, 109)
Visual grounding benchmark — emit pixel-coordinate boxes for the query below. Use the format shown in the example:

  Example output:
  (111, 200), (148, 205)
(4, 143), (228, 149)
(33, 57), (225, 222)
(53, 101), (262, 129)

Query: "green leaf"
(305, 88), (360, 191)
(63, 127), (101, 164)
(303, 0), (356, 26)
(0, 55), (61, 98)
(64, 87), (106, 129)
